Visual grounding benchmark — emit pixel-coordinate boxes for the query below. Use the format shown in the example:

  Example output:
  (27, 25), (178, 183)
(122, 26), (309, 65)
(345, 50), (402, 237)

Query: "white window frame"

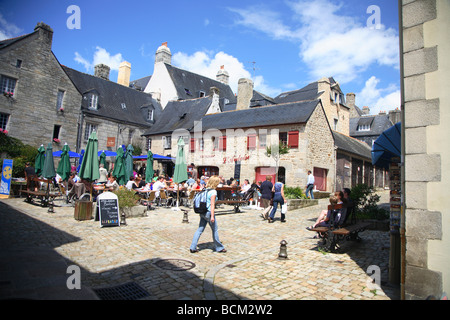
(84, 123), (97, 140)
(163, 136), (171, 149)
(56, 89), (64, 110)
(147, 109), (154, 121)
(1, 75), (17, 95)
(89, 94), (98, 110)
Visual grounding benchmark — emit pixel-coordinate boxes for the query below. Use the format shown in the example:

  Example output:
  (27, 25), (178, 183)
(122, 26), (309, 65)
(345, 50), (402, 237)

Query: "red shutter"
(219, 136), (226, 151)
(190, 138), (195, 152)
(247, 134), (256, 150)
(288, 131), (299, 148)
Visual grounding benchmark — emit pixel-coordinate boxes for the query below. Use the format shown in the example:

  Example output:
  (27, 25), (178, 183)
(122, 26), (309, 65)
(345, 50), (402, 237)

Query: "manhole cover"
(93, 282), (150, 300)
(154, 259), (196, 271)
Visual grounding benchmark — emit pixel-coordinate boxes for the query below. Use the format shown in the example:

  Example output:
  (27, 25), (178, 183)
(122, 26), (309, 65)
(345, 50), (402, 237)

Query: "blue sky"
(1, 0), (400, 114)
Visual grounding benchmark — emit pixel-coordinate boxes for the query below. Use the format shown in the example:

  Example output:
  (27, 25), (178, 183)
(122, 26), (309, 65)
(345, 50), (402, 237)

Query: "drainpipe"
(76, 111), (84, 166)
(398, 0), (406, 300)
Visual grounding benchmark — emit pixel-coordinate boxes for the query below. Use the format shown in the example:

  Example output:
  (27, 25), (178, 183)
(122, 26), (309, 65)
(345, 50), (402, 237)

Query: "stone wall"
(0, 24), (81, 151)
(402, 0), (449, 300)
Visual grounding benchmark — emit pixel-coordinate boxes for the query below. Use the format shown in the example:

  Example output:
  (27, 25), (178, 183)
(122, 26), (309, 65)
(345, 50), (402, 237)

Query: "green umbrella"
(124, 144), (134, 181)
(42, 143), (56, 180)
(99, 151), (109, 171)
(145, 150), (154, 183)
(112, 147), (127, 185)
(79, 131), (100, 181)
(35, 144), (45, 177)
(173, 137), (188, 184)
(56, 143), (71, 181)
(173, 138), (188, 209)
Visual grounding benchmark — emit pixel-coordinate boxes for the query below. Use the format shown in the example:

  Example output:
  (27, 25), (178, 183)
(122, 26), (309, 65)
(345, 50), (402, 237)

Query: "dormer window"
(357, 124), (371, 131)
(184, 88), (192, 96)
(147, 109), (154, 121)
(89, 94), (98, 110)
(357, 117), (374, 132)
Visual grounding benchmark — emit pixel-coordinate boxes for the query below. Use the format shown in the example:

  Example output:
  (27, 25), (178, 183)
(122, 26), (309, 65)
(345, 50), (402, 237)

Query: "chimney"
(34, 22), (53, 50)
(388, 108), (401, 124)
(236, 78), (253, 110)
(379, 110), (386, 115)
(346, 93), (355, 108)
(94, 64), (110, 81)
(362, 106), (370, 115)
(209, 86), (220, 97)
(155, 42), (172, 65)
(216, 65), (229, 85)
(117, 61), (131, 87)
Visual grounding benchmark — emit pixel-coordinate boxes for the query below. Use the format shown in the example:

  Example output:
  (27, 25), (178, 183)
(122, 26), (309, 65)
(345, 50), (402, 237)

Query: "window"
(190, 138), (196, 152)
(53, 125), (61, 140)
(357, 124), (371, 131)
(1, 75), (17, 95)
(163, 136), (171, 149)
(0, 112), (9, 130)
(334, 118), (338, 131)
(89, 94), (98, 110)
(247, 134), (257, 150)
(147, 109), (154, 121)
(56, 90), (64, 111)
(199, 138), (204, 151)
(146, 138), (152, 151)
(199, 91), (205, 98)
(279, 132), (288, 146)
(214, 136), (226, 151)
(16, 60), (22, 68)
(184, 88), (192, 96)
(84, 123), (97, 140)
(259, 133), (267, 149)
(288, 131), (299, 148)
(121, 103), (127, 110)
(128, 129), (134, 145)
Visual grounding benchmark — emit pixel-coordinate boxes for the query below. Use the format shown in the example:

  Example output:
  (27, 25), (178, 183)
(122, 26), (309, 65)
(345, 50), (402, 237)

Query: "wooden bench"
(308, 203), (371, 252)
(20, 177), (61, 212)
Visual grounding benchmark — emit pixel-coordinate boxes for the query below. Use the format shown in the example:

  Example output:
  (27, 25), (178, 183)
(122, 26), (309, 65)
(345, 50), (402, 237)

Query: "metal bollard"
(120, 212), (127, 226)
(278, 240), (288, 259)
(182, 210), (189, 223)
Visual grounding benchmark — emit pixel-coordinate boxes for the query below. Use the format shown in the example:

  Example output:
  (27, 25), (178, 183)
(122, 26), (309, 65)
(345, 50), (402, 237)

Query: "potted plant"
(53, 138), (61, 144)
(113, 188), (140, 218)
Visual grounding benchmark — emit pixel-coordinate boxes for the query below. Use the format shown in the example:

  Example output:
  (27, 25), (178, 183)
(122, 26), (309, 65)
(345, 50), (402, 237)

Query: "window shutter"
(247, 134), (256, 150)
(190, 138), (195, 152)
(219, 136), (226, 151)
(288, 131), (299, 148)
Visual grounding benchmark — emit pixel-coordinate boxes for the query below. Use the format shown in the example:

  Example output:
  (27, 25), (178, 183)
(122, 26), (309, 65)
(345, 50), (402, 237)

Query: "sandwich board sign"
(97, 191), (120, 227)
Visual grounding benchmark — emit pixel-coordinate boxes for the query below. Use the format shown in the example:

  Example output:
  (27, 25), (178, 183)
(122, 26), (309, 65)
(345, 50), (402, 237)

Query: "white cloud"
(172, 50), (281, 97)
(74, 46), (124, 73)
(0, 13), (23, 40)
(357, 76), (400, 115)
(228, 0), (399, 84)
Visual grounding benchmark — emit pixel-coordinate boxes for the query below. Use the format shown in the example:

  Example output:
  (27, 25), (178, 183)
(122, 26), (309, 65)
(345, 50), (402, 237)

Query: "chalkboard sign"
(234, 161), (241, 181)
(97, 192), (120, 228)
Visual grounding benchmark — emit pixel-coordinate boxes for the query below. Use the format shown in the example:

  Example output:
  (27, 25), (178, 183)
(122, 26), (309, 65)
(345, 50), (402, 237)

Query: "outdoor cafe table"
(135, 189), (156, 210)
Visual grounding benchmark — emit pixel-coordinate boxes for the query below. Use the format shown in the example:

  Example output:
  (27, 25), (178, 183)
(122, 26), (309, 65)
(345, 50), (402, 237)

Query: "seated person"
(68, 172), (86, 198)
(152, 175), (167, 197)
(307, 191), (345, 230)
(105, 176), (119, 191)
(125, 176), (137, 191)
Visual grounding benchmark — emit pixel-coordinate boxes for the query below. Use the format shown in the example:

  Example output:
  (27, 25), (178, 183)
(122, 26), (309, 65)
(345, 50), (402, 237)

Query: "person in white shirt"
(152, 176), (166, 198)
(305, 170), (315, 199)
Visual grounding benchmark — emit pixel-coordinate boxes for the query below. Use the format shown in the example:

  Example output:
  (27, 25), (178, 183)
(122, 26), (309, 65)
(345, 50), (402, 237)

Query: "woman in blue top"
(268, 177), (286, 223)
(190, 176), (227, 253)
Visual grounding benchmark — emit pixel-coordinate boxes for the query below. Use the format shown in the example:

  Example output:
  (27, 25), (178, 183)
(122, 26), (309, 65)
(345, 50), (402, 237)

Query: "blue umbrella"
(372, 122), (401, 169)
(53, 150), (81, 158)
(77, 149), (85, 172)
(98, 150), (117, 157)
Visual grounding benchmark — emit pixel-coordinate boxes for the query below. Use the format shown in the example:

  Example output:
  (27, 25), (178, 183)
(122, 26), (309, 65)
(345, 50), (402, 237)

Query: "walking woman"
(268, 177), (286, 223)
(190, 175), (227, 253)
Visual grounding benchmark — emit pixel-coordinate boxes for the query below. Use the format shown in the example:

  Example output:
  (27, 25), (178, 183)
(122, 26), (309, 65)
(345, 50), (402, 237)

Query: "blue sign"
(0, 159), (13, 196)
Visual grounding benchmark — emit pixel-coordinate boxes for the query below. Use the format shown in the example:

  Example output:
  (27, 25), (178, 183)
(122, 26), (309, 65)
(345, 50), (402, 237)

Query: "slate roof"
(200, 100), (321, 131)
(62, 66), (162, 127)
(274, 81), (323, 104)
(223, 90), (276, 112)
(142, 96), (213, 136)
(129, 75), (151, 92)
(333, 130), (372, 160)
(164, 63), (236, 103)
(349, 114), (394, 137)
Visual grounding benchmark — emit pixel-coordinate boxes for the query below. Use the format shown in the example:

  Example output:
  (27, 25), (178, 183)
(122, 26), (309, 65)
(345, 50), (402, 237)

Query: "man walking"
(305, 170), (315, 199)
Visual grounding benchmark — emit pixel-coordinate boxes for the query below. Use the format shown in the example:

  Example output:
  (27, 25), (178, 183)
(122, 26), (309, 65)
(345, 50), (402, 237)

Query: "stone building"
(0, 22), (162, 168)
(400, 0), (450, 300)
(0, 22), (81, 150)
